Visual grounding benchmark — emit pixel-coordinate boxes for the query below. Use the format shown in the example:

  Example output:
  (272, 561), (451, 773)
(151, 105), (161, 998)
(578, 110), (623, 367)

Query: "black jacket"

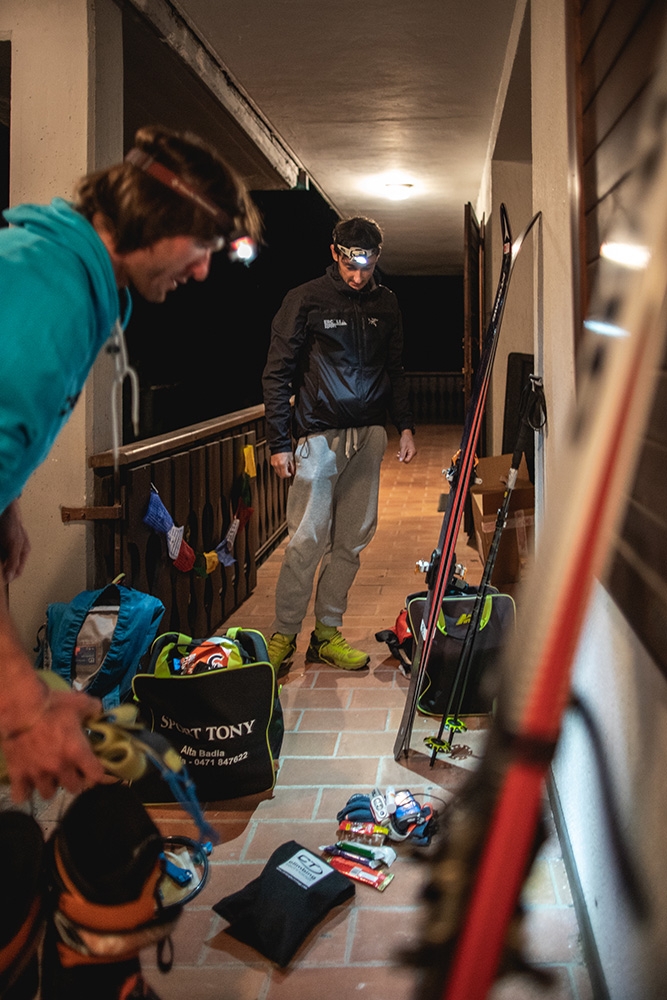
(262, 264), (414, 454)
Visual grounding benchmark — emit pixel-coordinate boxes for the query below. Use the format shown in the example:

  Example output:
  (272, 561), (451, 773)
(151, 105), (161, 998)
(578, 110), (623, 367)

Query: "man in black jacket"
(262, 217), (416, 672)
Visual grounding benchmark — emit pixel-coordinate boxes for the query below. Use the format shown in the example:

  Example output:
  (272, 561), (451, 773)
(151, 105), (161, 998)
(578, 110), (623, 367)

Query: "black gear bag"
(132, 627), (283, 802)
(407, 591), (515, 716)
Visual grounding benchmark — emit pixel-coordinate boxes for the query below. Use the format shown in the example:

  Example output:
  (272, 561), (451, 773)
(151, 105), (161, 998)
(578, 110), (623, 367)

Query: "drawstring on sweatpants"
(344, 427), (359, 459)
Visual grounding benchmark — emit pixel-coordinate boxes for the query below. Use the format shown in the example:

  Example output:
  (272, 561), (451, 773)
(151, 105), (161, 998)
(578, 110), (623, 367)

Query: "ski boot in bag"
(41, 783), (182, 1000)
(0, 812), (46, 1000)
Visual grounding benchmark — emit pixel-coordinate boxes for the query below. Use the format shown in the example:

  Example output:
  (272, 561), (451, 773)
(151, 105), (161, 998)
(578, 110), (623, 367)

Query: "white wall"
(486, 159), (534, 455)
(529, 0), (577, 531)
(1, 0), (122, 647)
(554, 584), (667, 999)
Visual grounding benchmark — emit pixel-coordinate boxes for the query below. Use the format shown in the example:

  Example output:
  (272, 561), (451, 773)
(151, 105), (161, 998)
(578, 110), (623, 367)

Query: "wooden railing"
(405, 371), (465, 424)
(90, 406), (288, 638)
(89, 376), (461, 636)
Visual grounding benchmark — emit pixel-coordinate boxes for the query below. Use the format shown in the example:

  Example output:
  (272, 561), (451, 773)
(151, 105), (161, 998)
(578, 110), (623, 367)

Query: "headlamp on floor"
(335, 244), (380, 266)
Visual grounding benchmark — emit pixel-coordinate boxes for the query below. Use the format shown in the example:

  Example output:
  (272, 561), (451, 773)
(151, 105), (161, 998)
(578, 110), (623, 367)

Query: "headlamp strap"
(124, 148), (232, 230)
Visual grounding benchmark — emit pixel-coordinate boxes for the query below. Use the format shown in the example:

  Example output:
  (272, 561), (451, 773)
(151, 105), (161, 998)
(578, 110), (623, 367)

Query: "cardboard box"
(470, 454), (534, 586)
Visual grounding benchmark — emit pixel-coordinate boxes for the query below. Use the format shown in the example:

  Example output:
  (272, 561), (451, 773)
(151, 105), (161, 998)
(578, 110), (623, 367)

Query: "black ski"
(393, 204), (541, 761)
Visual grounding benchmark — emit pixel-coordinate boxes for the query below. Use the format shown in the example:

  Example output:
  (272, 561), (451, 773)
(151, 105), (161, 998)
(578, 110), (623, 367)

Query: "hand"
(397, 429), (417, 464)
(0, 500), (31, 582)
(271, 451), (296, 479)
(0, 683), (105, 802)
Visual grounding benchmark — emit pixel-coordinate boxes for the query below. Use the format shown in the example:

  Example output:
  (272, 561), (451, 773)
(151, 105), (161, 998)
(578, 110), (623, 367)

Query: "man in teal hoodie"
(0, 125), (260, 804)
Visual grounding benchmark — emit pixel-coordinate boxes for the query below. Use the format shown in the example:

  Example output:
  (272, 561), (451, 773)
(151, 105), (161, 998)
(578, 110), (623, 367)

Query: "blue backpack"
(36, 583), (165, 710)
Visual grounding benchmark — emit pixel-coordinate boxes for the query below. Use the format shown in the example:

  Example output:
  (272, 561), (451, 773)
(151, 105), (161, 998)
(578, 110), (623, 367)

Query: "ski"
(409, 31), (667, 1000)
(393, 203), (541, 761)
(425, 376), (546, 763)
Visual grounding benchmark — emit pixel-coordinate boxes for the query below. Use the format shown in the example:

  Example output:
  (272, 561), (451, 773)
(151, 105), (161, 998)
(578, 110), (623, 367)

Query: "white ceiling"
(163, 0), (524, 275)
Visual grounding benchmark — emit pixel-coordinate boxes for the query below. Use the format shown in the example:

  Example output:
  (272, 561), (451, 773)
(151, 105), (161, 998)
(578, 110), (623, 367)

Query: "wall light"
(583, 318), (629, 338)
(600, 241), (651, 270)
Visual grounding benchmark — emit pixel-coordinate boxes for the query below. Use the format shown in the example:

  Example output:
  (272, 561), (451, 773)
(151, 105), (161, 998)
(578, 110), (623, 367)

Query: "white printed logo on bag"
(277, 849), (333, 889)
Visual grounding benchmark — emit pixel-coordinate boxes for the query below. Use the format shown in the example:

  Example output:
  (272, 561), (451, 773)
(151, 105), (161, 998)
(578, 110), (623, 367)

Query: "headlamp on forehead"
(335, 244), (380, 266)
(228, 235), (258, 265)
(125, 147), (257, 264)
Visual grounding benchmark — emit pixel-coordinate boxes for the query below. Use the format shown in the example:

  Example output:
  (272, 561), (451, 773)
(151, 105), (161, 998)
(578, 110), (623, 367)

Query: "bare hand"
(271, 451), (296, 479)
(1, 685), (105, 802)
(0, 500), (31, 582)
(397, 429), (417, 464)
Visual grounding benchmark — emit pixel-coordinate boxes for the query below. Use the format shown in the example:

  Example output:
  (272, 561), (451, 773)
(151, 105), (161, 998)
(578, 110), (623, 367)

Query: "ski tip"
(512, 211), (542, 257)
(500, 203), (512, 250)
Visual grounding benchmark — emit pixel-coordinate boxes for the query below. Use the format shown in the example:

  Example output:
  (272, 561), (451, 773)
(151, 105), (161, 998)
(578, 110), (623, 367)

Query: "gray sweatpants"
(273, 425), (387, 634)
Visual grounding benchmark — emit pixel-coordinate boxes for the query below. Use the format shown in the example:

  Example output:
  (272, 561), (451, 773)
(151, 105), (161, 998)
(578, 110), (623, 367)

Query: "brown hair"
(332, 216), (383, 250)
(75, 125), (262, 253)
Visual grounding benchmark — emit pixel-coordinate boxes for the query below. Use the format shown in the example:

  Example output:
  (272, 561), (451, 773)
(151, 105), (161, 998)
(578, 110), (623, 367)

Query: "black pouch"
(213, 840), (355, 966)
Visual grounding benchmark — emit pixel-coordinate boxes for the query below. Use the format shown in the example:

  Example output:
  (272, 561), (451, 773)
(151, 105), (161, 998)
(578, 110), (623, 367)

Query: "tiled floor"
(31, 424), (593, 1000)
(141, 424), (593, 1000)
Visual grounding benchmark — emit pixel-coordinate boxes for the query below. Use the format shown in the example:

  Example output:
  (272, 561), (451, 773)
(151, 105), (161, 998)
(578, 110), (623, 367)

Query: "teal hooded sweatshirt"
(0, 198), (131, 514)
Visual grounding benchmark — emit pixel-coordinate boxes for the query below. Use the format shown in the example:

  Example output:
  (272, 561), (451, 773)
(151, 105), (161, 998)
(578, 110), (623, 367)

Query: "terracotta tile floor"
(30, 424), (593, 1000)
(143, 424), (593, 1000)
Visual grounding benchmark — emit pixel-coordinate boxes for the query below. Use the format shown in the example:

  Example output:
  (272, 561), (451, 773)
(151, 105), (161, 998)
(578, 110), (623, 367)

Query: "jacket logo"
(368, 317), (379, 326)
(323, 319), (348, 329)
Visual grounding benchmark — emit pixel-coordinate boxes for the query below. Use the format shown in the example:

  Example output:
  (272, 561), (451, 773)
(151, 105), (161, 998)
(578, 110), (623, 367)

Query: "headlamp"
(335, 244), (380, 266)
(228, 235), (258, 265)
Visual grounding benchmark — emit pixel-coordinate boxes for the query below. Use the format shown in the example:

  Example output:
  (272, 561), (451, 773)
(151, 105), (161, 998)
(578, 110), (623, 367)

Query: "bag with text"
(132, 628), (283, 802)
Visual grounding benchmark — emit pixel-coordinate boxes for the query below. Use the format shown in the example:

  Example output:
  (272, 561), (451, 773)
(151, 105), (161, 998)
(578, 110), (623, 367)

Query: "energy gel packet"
(322, 853), (394, 891)
(336, 821), (389, 846)
(320, 845), (383, 869)
(336, 841), (396, 867)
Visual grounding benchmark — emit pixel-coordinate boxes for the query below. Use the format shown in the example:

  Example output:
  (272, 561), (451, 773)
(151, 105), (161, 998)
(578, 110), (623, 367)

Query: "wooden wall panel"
(577, 0), (667, 677)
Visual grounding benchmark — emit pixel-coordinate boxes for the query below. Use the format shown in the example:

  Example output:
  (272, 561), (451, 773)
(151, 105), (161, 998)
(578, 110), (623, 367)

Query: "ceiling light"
(383, 182), (414, 201)
(360, 172), (418, 200)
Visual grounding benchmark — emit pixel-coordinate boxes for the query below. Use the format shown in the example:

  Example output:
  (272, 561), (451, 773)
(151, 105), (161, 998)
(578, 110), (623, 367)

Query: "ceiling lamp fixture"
(383, 181), (414, 201)
(360, 171), (418, 201)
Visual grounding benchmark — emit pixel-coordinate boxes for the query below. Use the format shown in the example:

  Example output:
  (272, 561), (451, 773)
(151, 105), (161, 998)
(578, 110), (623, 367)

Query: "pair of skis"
(424, 375), (541, 767)
(393, 202), (541, 762)
(424, 375), (546, 763)
(410, 26), (667, 1000)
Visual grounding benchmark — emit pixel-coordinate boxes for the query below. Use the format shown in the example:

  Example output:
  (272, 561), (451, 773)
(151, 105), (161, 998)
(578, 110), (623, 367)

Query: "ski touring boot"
(0, 812), (46, 1000)
(41, 783), (182, 1000)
